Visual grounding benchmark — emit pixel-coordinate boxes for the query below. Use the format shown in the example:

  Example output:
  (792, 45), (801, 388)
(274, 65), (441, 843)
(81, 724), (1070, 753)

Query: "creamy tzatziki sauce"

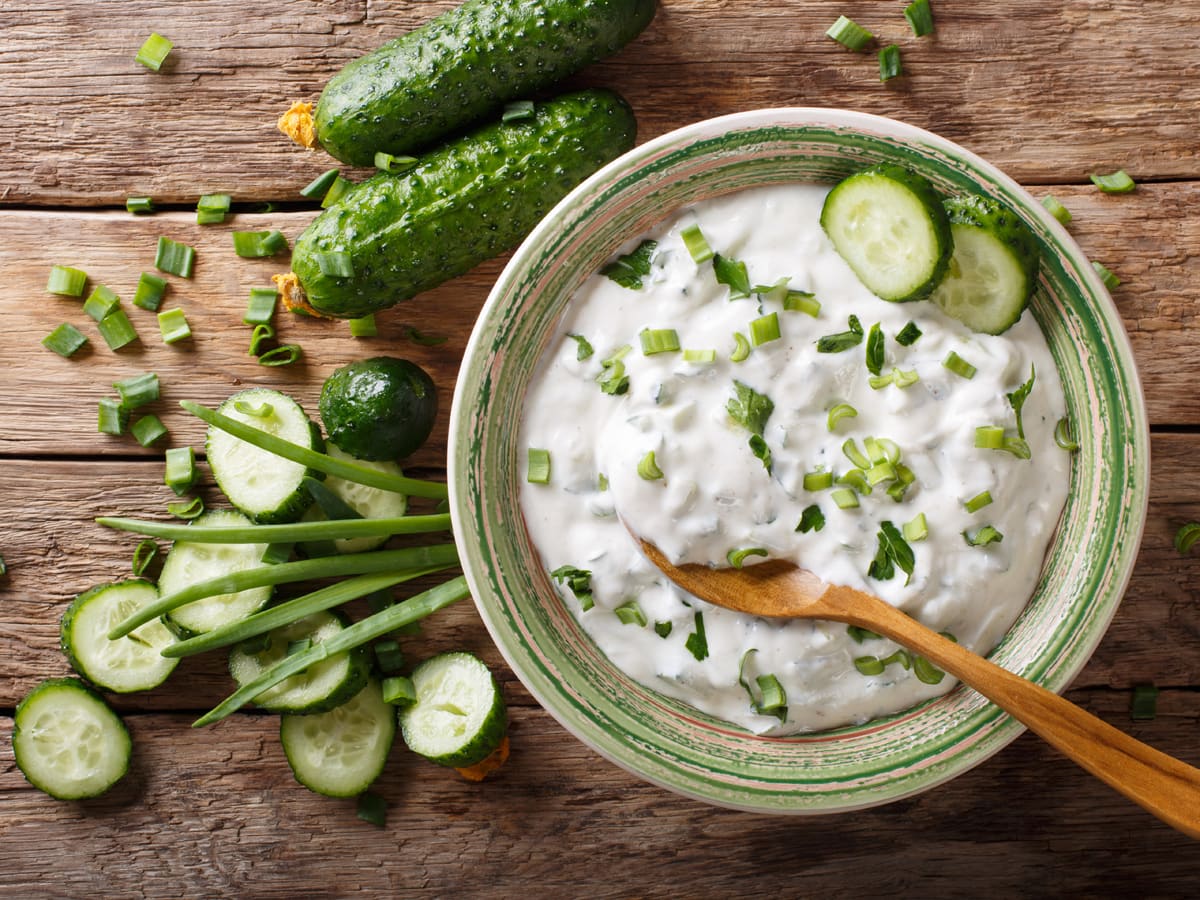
(519, 184), (1070, 734)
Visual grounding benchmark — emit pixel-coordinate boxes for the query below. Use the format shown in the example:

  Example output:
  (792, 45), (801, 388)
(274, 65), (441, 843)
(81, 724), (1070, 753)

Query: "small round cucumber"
(820, 164), (953, 302)
(319, 357), (437, 461)
(12, 677), (131, 800)
(303, 445), (409, 554)
(229, 610), (369, 714)
(206, 388), (323, 524)
(159, 509), (273, 638)
(930, 194), (1041, 335)
(281, 679), (396, 797)
(398, 652), (507, 768)
(60, 580), (178, 693)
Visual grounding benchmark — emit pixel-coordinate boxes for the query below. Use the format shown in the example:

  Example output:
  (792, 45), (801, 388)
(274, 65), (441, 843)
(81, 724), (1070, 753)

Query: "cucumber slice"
(302, 445), (409, 554)
(206, 388), (323, 524)
(280, 679), (396, 797)
(820, 164), (953, 302)
(229, 609), (369, 714)
(12, 678), (131, 800)
(159, 509), (273, 638)
(60, 580), (178, 693)
(398, 652), (507, 768)
(930, 194), (1041, 335)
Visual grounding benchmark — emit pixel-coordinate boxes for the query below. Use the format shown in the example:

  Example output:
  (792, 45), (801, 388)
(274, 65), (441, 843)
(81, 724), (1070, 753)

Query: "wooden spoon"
(633, 535), (1200, 839)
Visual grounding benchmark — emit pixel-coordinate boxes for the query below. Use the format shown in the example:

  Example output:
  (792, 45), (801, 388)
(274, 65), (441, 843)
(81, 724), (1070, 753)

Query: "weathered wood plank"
(2, 1), (1199, 207)
(2, 697), (1199, 897)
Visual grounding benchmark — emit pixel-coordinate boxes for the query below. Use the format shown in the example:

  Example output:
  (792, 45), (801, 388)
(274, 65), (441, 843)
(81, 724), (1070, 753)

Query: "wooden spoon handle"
(829, 586), (1200, 839)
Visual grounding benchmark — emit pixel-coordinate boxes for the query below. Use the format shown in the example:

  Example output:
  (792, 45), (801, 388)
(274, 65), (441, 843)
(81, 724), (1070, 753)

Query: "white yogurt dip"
(519, 184), (1070, 734)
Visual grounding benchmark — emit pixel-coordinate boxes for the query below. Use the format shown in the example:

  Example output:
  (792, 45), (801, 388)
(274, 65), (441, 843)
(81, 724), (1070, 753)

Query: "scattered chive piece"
(963, 525), (1004, 547)
(196, 193), (232, 225)
(300, 168), (340, 199)
(314, 250), (354, 278)
(684, 611), (708, 661)
(373, 151), (418, 173)
(164, 446), (197, 495)
(155, 237), (196, 278)
(1130, 684), (1159, 721)
(904, 0), (935, 36)
(843, 439), (870, 470)
(1054, 417), (1079, 452)
(356, 791), (388, 827)
(550, 565), (593, 611)
(729, 332), (751, 363)
(244, 287), (278, 326)
(654, 621), (672, 638)
(683, 348), (717, 364)
(567, 333), (594, 360)
(374, 640), (405, 674)
(831, 488), (859, 509)
(0, 556), (7, 576)
(97, 398), (128, 435)
(1092, 260), (1121, 290)
(46, 265), (88, 297)
(753, 673), (787, 720)
(854, 656), (885, 676)
(864, 323), (885, 376)
(261, 543), (293, 565)
(1041, 195), (1072, 226)
(83, 285), (121, 322)
(803, 470), (834, 491)
(826, 402), (858, 431)
(132, 539), (159, 577)
(892, 368), (919, 389)
(712, 254), (751, 301)
(639, 327), (681, 355)
(402, 326), (448, 346)
(501, 100), (536, 122)
(869, 372), (894, 390)
(816, 315), (864, 353)
(249, 323), (275, 356)
(749, 312), (781, 346)
(913, 655), (945, 685)
(903, 513), (929, 543)
(1090, 170), (1136, 194)
(866, 461), (896, 485)
(257, 344), (302, 367)
(847, 625), (881, 643)
(232, 230), (288, 259)
(320, 175), (355, 208)
(796, 504), (825, 534)
(98, 308), (139, 350)
(349, 315), (377, 337)
(527, 448), (551, 484)
(895, 321), (922, 346)
(126, 196), (154, 215)
(132, 415), (168, 447)
(637, 451), (664, 481)
(826, 15), (874, 50)
(783, 290), (821, 317)
(381, 676), (417, 707)
(727, 547), (768, 568)
(114, 372), (159, 410)
(942, 350), (977, 379)
(965, 490), (993, 514)
(878, 44), (902, 81)
(1174, 522), (1200, 554)
(233, 399), (273, 418)
(135, 33), (174, 71)
(168, 496), (205, 520)
(752, 279), (788, 304)
(601, 240), (657, 290)
(158, 308), (191, 344)
(132, 272), (168, 311)
(614, 600), (647, 627)
(975, 425), (1006, 450)
(42, 323), (88, 358)
(680, 224), (714, 263)
(838, 469), (870, 495)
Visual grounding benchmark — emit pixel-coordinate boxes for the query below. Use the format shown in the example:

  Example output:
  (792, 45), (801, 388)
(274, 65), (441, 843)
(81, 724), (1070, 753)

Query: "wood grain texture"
(1, 1), (1199, 207)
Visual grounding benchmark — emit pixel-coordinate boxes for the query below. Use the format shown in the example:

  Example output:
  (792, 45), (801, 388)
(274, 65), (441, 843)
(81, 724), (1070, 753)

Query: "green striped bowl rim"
(449, 108), (1149, 813)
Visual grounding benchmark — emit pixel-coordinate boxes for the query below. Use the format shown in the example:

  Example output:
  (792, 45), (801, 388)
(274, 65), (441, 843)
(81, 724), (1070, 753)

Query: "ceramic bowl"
(448, 108), (1149, 813)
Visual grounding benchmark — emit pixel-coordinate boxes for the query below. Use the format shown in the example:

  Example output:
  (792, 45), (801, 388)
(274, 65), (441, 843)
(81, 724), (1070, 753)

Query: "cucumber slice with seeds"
(13, 677), (131, 800)
(207, 388), (323, 524)
(821, 164), (953, 302)
(280, 679), (395, 797)
(399, 652), (507, 768)
(229, 609), (369, 714)
(930, 194), (1041, 335)
(61, 580), (178, 693)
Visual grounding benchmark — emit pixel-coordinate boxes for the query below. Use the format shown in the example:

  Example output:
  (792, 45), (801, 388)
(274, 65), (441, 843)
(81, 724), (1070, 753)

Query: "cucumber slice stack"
(399, 652), (507, 768)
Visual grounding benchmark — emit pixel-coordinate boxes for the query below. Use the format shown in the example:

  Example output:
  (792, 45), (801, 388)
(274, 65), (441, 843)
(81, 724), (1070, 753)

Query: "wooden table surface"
(3, 1), (1199, 895)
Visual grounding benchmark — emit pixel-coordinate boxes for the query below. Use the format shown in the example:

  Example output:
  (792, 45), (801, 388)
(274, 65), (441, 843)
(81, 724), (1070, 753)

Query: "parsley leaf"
(568, 333), (594, 360)
(867, 520), (915, 584)
(1006, 364), (1036, 439)
(816, 315), (864, 353)
(713, 253), (751, 300)
(796, 504), (825, 534)
(895, 321), (922, 346)
(550, 565), (594, 611)
(601, 239), (657, 290)
(865, 322), (884, 376)
(684, 611), (709, 661)
(727, 380), (774, 436)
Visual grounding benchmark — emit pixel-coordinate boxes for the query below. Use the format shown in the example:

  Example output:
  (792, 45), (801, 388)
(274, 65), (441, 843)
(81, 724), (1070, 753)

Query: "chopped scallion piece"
(374, 640), (405, 674)
(257, 344), (302, 367)
(963, 525), (1004, 547)
(653, 621), (672, 638)
(749, 312), (781, 346)
(614, 600), (647, 627)
(816, 315), (864, 353)
(132, 272), (168, 311)
(964, 490), (993, 513)
(1130, 684), (1159, 721)
(401, 326), (448, 347)
(374, 151), (418, 172)
(713, 254), (751, 300)
(132, 540), (159, 577)
(314, 250), (354, 278)
(349, 315), (377, 337)
(97, 398), (128, 435)
(843, 439), (870, 470)
(1090, 170), (1136, 193)
(46, 265), (88, 297)
(783, 290), (820, 317)
(866, 461), (896, 485)
(42, 323), (88, 358)
(126, 196), (154, 215)
(601, 240), (657, 290)
(680, 224), (714, 263)
(895, 322), (922, 346)
(943, 350), (977, 379)
(501, 100), (536, 122)
(902, 513), (928, 543)
(727, 547), (768, 568)
(729, 331), (751, 363)
(260, 543), (292, 566)
(826, 402), (858, 431)
(381, 676), (417, 707)
(1054, 417), (1079, 452)
(847, 625), (881, 643)
(135, 33), (174, 71)
(168, 496), (205, 520)
(639, 327), (680, 355)
(753, 278), (789, 305)
(320, 175), (355, 208)
(567, 333), (594, 360)
(878, 44), (902, 81)
(1092, 260), (1120, 290)
(244, 287), (278, 325)
(854, 656), (885, 676)
(232, 230), (288, 259)
(158, 308), (191, 344)
(637, 451), (663, 481)
(975, 425), (1006, 450)
(683, 348), (717, 363)
(912, 655), (945, 685)
(895, 368), (920, 388)
(132, 414), (168, 447)
(1041, 194), (1072, 225)
(796, 504), (825, 534)
(684, 611), (708, 661)
(826, 15), (874, 51)
(550, 564), (593, 611)
(233, 399), (273, 418)
(0, 555), (7, 576)
(865, 323), (884, 376)
(751, 671), (788, 721)
(300, 168), (340, 199)
(97, 308), (139, 350)
(83, 285), (120, 322)
(904, 0), (935, 37)
(113, 372), (159, 410)
(1174, 522), (1200, 555)
(164, 446), (197, 496)
(249, 323), (275, 357)
(196, 193), (231, 225)
(286, 638), (313, 658)
(527, 448), (551, 484)
(881, 650), (912, 670)
(154, 237), (196, 278)
(888, 464), (916, 502)
(803, 470), (833, 491)
(831, 488), (860, 509)
(869, 372), (894, 390)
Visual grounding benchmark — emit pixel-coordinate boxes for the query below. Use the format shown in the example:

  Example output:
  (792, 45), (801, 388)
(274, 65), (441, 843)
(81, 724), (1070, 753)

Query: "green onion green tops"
(963, 525), (1004, 547)
(637, 451), (663, 481)
(47, 265), (88, 297)
(196, 193), (231, 225)
(1092, 260), (1120, 290)
(639, 328), (680, 355)
(826, 403), (858, 431)
(550, 565), (593, 612)
(729, 332), (751, 363)
(1130, 684), (1159, 721)
(1090, 170), (1136, 193)
(113, 372), (159, 409)
(154, 237), (195, 278)
(131, 540), (159, 577)
(803, 470), (834, 491)
(816, 315), (864, 353)
(904, 0), (935, 36)
(680, 224), (714, 263)
(232, 230), (289, 259)
(1174, 522), (1200, 555)
(97, 308), (138, 350)
(527, 448), (551, 484)
(739, 651), (788, 721)
(374, 151), (418, 172)
(727, 547), (768, 568)
(942, 350), (977, 379)
(132, 273), (168, 311)
(320, 175), (355, 209)
(964, 491), (993, 514)
(597, 345), (631, 395)
(1041, 194), (1072, 226)
(783, 290), (821, 317)
(132, 415), (168, 447)
(683, 348), (717, 364)
(796, 505), (825, 533)
(601, 240), (657, 290)
(126, 196), (154, 215)
(158, 308), (191, 344)
(501, 100), (536, 122)
(902, 513), (928, 543)
(244, 288), (278, 326)
(300, 168), (340, 200)
(349, 315), (377, 338)
(865, 323), (884, 375)
(713, 254), (751, 300)
(83, 284), (120, 322)
(42, 323), (88, 358)
(135, 33), (174, 71)
(749, 313), (781, 346)
(168, 496), (205, 520)
(826, 15), (874, 51)
(684, 612), (708, 661)
(164, 446), (197, 496)
(568, 334), (594, 360)
(878, 45), (902, 81)
(614, 600), (647, 627)
(97, 398), (128, 435)
(895, 321), (922, 346)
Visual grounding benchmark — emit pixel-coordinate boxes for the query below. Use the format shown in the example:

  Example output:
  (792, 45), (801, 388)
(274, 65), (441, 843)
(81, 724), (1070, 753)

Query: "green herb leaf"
(895, 321), (922, 346)
(684, 611), (708, 661)
(727, 381), (774, 436)
(550, 565), (594, 612)
(601, 240), (657, 290)
(713, 254), (751, 300)
(816, 315), (864, 353)
(1174, 522), (1200, 555)
(568, 333), (594, 360)
(796, 504), (825, 534)
(868, 520), (915, 583)
(1006, 365), (1037, 439)
(865, 323), (884, 376)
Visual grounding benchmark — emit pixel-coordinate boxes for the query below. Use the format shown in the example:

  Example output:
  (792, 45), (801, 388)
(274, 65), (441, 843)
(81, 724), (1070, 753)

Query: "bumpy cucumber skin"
(319, 357), (437, 461)
(295, 89), (637, 318)
(943, 194), (1040, 299)
(314, 0), (655, 165)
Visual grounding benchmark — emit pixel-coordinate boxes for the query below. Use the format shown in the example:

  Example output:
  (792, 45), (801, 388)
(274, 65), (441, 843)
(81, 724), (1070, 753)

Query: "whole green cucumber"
(312, 0), (656, 165)
(288, 89), (636, 319)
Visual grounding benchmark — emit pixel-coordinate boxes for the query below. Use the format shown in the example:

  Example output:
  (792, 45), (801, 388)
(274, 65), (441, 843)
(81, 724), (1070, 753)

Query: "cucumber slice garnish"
(302, 445), (409, 554)
(229, 609), (369, 714)
(399, 652), (507, 768)
(12, 677), (131, 800)
(930, 194), (1041, 335)
(159, 509), (273, 638)
(280, 679), (396, 797)
(207, 388), (323, 524)
(60, 580), (178, 693)
(820, 163), (952, 302)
